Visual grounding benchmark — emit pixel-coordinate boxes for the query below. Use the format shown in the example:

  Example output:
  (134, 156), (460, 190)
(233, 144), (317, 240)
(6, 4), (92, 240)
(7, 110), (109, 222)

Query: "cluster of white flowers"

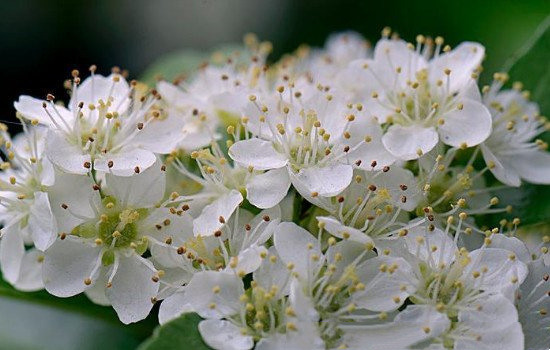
(1, 30), (550, 349)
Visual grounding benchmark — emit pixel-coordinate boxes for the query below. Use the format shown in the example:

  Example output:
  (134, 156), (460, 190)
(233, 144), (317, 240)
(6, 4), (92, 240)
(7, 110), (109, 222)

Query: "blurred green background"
(0, 0), (548, 349)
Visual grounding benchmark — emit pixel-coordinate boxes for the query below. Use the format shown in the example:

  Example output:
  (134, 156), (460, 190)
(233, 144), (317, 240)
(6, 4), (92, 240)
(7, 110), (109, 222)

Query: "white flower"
(43, 160), (172, 323)
(157, 207), (280, 322)
(229, 86), (380, 199)
(516, 258), (550, 350)
(355, 36), (492, 160)
(0, 125), (55, 291)
(341, 305), (450, 350)
(313, 166), (420, 247)
(481, 82), (550, 186)
(305, 31), (371, 86)
(15, 71), (183, 176)
(359, 224), (528, 348)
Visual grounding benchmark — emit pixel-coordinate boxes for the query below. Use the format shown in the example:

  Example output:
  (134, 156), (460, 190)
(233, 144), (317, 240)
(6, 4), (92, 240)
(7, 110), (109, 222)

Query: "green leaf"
(501, 15), (550, 226)
(503, 15), (550, 117)
(138, 313), (211, 350)
(0, 274), (157, 349)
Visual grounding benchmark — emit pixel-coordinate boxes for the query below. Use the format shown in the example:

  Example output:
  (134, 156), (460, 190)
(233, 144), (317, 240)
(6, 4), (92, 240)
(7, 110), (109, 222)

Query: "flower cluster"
(1, 30), (550, 349)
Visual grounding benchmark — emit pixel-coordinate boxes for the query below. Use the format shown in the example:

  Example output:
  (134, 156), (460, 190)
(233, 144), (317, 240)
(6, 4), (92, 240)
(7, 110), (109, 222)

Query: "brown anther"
(83, 161), (91, 169)
(219, 216), (226, 224)
(371, 160), (377, 168)
(214, 230), (223, 237)
(137, 122), (144, 130)
(400, 184), (408, 191)
(177, 246), (186, 255)
(263, 215), (270, 222)
(92, 184), (101, 191)
(382, 166), (390, 172)
(368, 184), (377, 191)
(59, 233), (67, 240)
(107, 160), (114, 168)
(337, 196), (345, 203)
(245, 224), (252, 231)
(134, 166), (140, 174)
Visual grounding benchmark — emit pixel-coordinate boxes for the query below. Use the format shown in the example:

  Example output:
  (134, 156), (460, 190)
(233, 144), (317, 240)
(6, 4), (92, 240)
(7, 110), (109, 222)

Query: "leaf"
(0, 274), (157, 349)
(503, 14), (550, 117)
(0, 297), (142, 350)
(0, 276), (156, 334)
(501, 16), (550, 226)
(138, 313), (211, 350)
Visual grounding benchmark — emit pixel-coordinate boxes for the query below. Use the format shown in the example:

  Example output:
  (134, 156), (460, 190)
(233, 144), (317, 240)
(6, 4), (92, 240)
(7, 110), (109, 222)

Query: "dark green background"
(0, 1), (548, 349)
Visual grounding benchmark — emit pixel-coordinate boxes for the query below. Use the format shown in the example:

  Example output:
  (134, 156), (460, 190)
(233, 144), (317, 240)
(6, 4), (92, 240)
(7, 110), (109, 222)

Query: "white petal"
(0, 224), (25, 284)
(438, 99), (492, 147)
(43, 238), (102, 297)
(430, 42), (485, 93)
(229, 245), (267, 275)
(48, 171), (100, 234)
(199, 319), (254, 350)
(73, 74), (130, 113)
(45, 131), (91, 175)
(133, 113), (185, 154)
(14, 96), (74, 128)
(512, 150), (550, 185)
(84, 266), (111, 306)
(94, 147), (157, 176)
(382, 124), (439, 160)
(342, 305), (450, 350)
(289, 278), (318, 322)
(28, 191), (57, 251)
(466, 248), (528, 298)
(518, 259), (550, 350)
(243, 207), (281, 247)
(481, 145), (521, 186)
(292, 162), (353, 197)
(246, 168), (291, 209)
(326, 240), (374, 281)
(489, 234), (531, 264)
(273, 222), (323, 281)
(373, 39), (428, 89)
(348, 115), (396, 170)
(104, 159), (165, 208)
(317, 216), (373, 245)
(106, 256), (159, 324)
(456, 294), (523, 350)
(193, 190), (243, 237)
(354, 256), (417, 311)
(369, 166), (419, 211)
(184, 270), (243, 319)
(14, 249), (45, 292)
(256, 331), (324, 350)
(404, 226), (458, 268)
(253, 247), (290, 298)
(158, 290), (194, 324)
(228, 138), (288, 171)
(156, 81), (187, 107)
